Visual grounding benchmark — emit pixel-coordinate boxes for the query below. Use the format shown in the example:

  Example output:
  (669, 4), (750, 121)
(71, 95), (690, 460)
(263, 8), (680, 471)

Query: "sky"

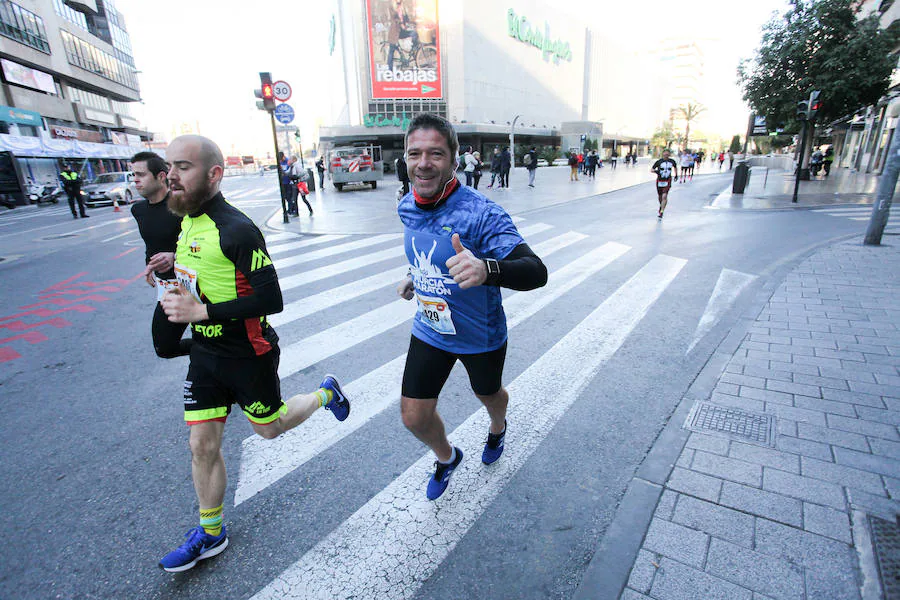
(116, 0), (792, 156)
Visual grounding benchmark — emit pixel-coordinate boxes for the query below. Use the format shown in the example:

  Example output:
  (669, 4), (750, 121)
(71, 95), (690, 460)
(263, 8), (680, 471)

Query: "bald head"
(169, 135), (224, 171)
(166, 135), (225, 217)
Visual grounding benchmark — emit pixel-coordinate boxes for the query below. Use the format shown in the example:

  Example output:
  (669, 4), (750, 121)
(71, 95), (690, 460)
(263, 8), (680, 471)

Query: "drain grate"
(870, 516), (900, 600)
(684, 402), (775, 446)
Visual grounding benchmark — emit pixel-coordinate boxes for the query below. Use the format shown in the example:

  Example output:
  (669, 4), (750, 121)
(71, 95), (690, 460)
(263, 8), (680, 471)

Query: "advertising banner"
(1, 59), (56, 95)
(366, 0), (441, 99)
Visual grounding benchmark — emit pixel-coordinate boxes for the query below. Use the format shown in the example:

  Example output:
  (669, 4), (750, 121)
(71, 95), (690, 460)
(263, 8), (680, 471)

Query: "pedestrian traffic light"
(254, 72), (275, 112)
(796, 100), (809, 121)
(808, 90), (822, 121)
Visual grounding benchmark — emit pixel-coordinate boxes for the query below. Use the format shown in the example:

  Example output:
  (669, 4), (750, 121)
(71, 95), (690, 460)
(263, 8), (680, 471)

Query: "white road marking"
(249, 254), (684, 599)
(268, 234), (350, 256)
(277, 299), (414, 376)
(101, 229), (136, 243)
(279, 246), (406, 292)
(686, 268), (757, 354)
(235, 240), (630, 505)
(264, 232), (296, 244)
(273, 233), (401, 270)
(268, 231), (587, 331)
(516, 222), (552, 237)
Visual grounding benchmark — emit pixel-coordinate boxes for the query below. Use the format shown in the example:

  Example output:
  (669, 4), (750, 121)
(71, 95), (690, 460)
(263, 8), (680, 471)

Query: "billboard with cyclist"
(366, 0), (441, 99)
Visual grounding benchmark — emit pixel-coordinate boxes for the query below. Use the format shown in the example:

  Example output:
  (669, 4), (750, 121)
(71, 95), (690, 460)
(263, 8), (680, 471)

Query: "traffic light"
(796, 100), (809, 121)
(808, 90), (822, 121)
(254, 72), (275, 112)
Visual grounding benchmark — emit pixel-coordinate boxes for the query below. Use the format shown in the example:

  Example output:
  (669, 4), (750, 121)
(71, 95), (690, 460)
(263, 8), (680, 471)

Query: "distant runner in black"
(130, 151), (191, 358)
(651, 149), (678, 220)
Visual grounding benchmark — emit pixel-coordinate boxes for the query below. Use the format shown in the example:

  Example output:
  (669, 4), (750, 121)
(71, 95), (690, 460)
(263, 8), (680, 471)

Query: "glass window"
(0, 0), (50, 53)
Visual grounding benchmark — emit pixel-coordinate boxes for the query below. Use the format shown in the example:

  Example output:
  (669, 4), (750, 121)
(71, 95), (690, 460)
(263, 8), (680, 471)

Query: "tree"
(651, 121), (679, 155)
(676, 103), (706, 148)
(738, 0), (899, 133)
(729, 135), (742, 154)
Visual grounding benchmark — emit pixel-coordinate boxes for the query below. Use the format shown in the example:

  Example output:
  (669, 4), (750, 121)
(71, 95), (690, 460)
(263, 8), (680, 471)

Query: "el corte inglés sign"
(507, 9), (572, 64)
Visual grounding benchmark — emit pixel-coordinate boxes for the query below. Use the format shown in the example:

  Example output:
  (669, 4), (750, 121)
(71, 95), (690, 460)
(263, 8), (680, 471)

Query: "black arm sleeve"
(206, 223), (284, 320)
(483, 243), (548, 291)
(206, 267), (283, 320)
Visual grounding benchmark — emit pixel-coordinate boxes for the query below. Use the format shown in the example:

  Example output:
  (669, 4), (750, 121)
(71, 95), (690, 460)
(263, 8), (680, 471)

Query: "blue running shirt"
(398, 185), (523, 354)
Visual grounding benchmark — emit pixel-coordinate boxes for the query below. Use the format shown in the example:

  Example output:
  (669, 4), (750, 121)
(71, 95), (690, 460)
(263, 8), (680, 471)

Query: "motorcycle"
(28, 182), (62, 205)
(809, 152), (824, 177)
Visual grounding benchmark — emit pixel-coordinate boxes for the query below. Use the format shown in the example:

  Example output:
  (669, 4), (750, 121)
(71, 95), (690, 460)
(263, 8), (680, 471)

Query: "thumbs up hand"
(445, 233), (486, 289)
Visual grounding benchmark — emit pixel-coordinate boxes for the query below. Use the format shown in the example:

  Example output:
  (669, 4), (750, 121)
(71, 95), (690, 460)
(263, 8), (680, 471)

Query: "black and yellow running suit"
(175, 192), (283, 358)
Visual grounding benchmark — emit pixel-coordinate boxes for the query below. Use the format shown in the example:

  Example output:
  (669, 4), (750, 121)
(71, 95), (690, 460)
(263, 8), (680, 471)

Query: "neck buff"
(413, 176), (459, 208)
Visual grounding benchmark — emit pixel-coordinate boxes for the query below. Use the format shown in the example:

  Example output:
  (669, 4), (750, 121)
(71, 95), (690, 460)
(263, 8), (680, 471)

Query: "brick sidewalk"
(622, 241), (900, 600)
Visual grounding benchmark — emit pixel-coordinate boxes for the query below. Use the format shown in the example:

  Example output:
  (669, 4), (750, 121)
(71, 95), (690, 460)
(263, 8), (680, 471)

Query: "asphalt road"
(0, 168), (874, 599)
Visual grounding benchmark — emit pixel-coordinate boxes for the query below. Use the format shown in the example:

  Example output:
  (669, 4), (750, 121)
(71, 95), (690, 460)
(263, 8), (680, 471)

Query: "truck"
(328, 144), (383, 191)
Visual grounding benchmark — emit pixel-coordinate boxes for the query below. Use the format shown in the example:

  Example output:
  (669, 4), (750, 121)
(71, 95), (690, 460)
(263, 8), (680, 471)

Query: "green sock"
(200, 504), (223, 537)
(315, 388), (334, 407)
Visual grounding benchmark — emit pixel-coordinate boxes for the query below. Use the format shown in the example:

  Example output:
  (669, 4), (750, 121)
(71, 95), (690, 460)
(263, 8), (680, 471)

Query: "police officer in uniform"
(60, 164), (88, 219)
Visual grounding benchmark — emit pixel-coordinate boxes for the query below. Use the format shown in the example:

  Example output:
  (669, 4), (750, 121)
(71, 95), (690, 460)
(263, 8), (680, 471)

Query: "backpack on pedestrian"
(523, 153), (532, 166)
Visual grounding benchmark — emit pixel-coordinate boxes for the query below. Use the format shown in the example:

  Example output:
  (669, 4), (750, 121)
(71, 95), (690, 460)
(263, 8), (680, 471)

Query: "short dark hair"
(405, 113), (459, 158)
(131, 151), (168, 177)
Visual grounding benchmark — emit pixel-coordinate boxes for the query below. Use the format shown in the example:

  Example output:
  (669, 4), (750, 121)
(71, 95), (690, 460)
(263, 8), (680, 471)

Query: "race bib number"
(657, 180), (670, 188)
(416, 293), (456, 335)
(154, 274), (180, 302)
(174, 263), (201, 302)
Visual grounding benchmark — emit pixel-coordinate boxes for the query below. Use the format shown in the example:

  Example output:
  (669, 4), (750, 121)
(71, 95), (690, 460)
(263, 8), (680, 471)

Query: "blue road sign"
(274, 103), (294, 124)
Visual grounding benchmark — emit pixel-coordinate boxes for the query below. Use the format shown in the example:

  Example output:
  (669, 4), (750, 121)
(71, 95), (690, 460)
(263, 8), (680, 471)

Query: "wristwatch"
(483, 258), (500, 285)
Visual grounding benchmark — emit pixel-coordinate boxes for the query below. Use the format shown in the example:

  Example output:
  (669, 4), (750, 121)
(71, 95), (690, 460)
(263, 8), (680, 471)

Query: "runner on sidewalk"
(129, 151), (191, 358)
(652, 149), (678, 219)
(157, 135), (351, 572)
(396, 114), (548, 500)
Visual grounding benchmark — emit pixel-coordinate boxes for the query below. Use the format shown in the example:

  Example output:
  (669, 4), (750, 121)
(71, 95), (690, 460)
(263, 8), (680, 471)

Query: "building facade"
(0, 0), (148, 201)
(319, 0), (671, 171)
(829, 0), (900, 175)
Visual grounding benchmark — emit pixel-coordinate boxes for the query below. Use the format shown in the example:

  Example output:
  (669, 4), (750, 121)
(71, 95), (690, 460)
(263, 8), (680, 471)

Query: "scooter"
(28, 183), (62, 205)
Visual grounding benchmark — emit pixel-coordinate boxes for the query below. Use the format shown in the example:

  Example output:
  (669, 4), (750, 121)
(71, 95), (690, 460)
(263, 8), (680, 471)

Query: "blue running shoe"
(159, 526), (228, 573)
(426, 447), (463, 500)
(320, 374), (350, 421)
(481, 420), (507, 465)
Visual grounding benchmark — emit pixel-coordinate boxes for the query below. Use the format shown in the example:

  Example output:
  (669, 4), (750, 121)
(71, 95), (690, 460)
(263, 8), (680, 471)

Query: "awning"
(0, 133), (145, 159)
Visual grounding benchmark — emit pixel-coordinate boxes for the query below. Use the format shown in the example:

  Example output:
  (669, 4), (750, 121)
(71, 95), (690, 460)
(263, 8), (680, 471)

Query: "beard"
(168, 180), (212, 217)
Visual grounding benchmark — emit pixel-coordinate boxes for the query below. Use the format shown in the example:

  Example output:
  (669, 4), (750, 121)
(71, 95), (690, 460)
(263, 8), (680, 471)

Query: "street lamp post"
(509, 115), (521, 184)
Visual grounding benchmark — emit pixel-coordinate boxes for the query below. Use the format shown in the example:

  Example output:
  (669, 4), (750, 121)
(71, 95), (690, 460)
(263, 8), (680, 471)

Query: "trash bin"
(306, 168), (315, 191)
(732, 161), (750, 194)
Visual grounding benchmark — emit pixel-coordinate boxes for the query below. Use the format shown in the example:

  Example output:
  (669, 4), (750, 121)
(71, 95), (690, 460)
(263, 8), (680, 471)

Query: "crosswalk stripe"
(268, 234), (349, 256)
(249, 254), (684, 599)
(235, 240), (631, 505)
(516, 222), (552, 237)
(268, 231), (586, 331)
(813, 208), (872, 215)
(279, 246), (405, 292)
(264, 232), (296, 244)
(274, 233), (401, 271)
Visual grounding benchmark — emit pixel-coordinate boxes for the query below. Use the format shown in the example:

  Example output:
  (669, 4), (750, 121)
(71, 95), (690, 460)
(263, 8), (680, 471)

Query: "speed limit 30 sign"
(273, 81), (292, 102)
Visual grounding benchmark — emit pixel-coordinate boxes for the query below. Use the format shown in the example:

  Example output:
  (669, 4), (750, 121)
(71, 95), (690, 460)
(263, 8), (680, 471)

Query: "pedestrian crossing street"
(809, 205), (900, 232)
(226, 218), (760, 599)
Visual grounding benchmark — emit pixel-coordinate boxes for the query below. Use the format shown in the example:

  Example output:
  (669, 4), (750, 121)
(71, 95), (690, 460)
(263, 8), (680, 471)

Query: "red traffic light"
(262, 83), (274, 99)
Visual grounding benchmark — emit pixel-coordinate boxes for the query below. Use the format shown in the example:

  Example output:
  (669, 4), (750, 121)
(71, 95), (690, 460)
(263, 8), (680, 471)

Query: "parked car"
(82, 172), (138, 207)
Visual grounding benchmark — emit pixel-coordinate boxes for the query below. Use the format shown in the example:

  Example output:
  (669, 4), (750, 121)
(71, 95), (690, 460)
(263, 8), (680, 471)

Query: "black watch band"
(483, 258), (501, 286)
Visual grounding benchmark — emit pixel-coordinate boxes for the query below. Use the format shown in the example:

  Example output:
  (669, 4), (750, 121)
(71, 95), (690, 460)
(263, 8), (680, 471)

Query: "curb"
(573, 231), (864, 600)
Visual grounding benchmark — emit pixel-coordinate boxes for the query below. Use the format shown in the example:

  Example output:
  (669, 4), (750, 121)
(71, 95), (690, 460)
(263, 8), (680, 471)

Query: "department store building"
(319, 0), (670, 166)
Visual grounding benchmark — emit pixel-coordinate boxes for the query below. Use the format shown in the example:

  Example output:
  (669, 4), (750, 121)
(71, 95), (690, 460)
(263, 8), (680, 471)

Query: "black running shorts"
(656, 178), (672, 195)
(402, 334), (507, 399)
(183, 345), (285, 425)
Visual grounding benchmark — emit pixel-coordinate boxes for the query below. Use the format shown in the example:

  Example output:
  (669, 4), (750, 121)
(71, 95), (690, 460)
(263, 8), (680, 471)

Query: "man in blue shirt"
(396, 114), (548, 500)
